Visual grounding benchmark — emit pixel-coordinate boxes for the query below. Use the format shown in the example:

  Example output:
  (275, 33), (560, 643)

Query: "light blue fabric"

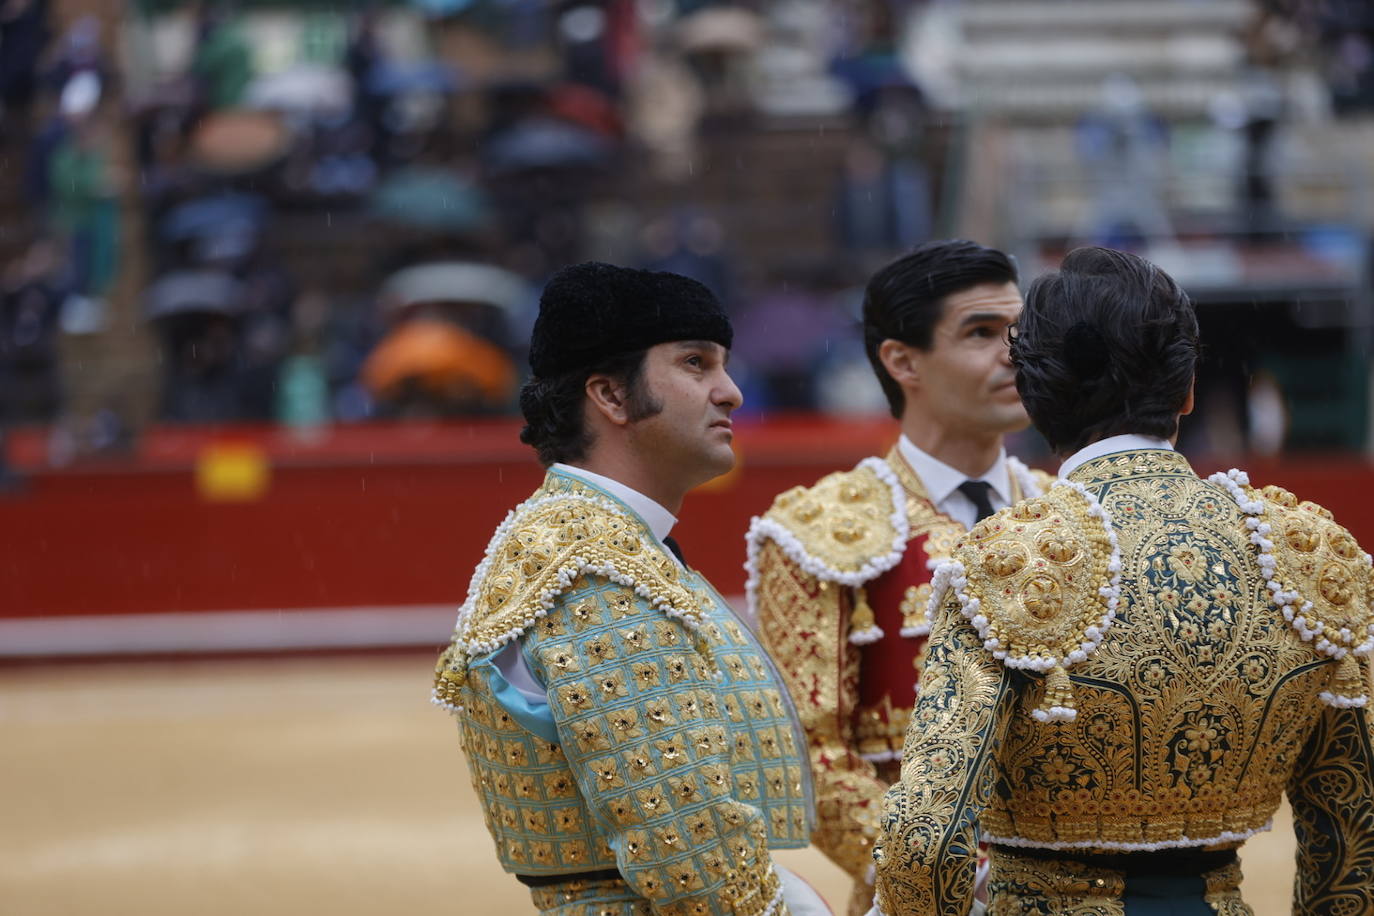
(468, 650), (558, 744)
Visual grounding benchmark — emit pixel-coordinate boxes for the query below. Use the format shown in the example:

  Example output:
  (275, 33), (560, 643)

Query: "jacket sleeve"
(524, 572), (788, 916)
(1287, 659), (1374, 915)
(873, 592), (1016, 916)
(754, 537), (887, 884)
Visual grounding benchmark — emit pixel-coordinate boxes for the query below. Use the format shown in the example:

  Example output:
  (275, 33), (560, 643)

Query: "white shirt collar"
(898, 434), (1012, 506)
(551, 463), (678, 543)
(1058, 434), (1174, 478)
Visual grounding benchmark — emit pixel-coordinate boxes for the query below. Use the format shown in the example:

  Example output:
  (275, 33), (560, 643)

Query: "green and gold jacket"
(434, 469), (813, 915)
(874, 449), (1374, 915)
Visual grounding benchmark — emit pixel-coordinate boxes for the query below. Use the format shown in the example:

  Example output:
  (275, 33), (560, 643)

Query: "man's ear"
(878, 338), (921, 388)
(585, 374), (631, 426)
(1179, 377), (1196, 417)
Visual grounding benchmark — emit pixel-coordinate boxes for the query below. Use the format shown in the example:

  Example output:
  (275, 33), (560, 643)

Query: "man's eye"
(685, 355), (703, 367)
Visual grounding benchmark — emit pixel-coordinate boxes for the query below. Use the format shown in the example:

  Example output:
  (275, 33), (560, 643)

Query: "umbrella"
(145, 270), (244, 320)
(676, 7), (765, 54)
(379, 261), (530, 314)
(245, 65), (352, 114)
(160, 193), (267, 242)
(188, 109), (290, 175)
(365, 61), (461, 97)
(482, 117), (614, 175)
(367, 167), (489, 232)
(361, 319), (515, 406)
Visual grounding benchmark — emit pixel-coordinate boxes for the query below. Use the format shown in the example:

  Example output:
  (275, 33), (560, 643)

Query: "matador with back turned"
(873, 247), (1374, 915)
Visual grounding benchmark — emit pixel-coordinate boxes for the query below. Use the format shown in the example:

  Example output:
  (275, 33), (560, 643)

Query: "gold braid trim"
(433, 491), (700, 709)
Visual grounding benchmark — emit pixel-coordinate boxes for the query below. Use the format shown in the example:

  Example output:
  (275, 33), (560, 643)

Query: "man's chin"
(689, 450), (737, 491)
(1000, 410), (1032, 434)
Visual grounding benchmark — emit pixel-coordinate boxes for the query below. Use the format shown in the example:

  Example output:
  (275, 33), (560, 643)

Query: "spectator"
(0, 237), (66, 425)
(47, 72), (119, 303)
(191, 4), (253, 111)
(0, 0), (50, 136)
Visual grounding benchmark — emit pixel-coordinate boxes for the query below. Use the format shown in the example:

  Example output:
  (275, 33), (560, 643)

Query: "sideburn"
(624, 373), (664, 423)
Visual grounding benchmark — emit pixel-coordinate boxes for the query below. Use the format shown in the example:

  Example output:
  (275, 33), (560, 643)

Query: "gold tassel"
(1034, 664), (1077, 722)
(849, 587), (882, 644)
(433, 646), (469, 707)
(1330, 653), (1368, 706)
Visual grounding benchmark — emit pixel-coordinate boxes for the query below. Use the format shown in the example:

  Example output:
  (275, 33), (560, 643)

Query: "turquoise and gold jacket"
(434, 469), (813, 915)
(874, 449), (1374, 915)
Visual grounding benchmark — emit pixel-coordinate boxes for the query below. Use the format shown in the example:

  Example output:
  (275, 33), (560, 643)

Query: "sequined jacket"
(434, 469), (813, 915)
(746, 447), (1049, 900)
(874, 449), (1374, 915)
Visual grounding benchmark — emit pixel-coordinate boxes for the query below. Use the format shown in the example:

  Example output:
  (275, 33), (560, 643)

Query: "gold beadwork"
(959, 489), (1109, 705)
(769, 464), (901, 575)
(452, 484), (701, 658)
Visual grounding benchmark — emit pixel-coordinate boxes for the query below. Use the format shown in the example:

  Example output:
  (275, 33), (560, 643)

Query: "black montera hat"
(529, 262), (732, 377)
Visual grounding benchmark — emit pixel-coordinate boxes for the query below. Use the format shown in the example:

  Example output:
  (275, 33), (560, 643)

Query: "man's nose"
(717, 370), (743, 410)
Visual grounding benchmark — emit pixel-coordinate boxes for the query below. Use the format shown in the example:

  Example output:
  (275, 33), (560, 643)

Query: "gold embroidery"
(957, 487), (1114, 719)
(762, 464), (902, 576)
(450, 481), (699, 657)
(877, 450), (1374, 915)
(986, 849), (1124, 916)
(900, 582), (933, 633)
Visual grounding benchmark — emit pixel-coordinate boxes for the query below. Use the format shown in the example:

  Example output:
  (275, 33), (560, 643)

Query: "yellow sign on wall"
(195, 443), (271, 501)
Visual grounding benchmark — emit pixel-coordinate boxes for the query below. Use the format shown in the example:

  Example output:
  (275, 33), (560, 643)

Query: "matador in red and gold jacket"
(747, 445), (1050, 913)
(745, 238), (1050, 914)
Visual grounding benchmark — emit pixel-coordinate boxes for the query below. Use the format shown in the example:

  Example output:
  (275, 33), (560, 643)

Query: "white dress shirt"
(897, 435), (1013, 531)
(1057, 434), (1174, 479)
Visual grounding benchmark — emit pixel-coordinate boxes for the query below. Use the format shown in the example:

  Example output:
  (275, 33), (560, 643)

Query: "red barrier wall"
(4, 417), (1372, 619)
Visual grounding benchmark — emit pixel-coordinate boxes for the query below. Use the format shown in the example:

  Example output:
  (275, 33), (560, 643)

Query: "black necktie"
(663, 535), (687, 566)
(957, 480), (996, 524)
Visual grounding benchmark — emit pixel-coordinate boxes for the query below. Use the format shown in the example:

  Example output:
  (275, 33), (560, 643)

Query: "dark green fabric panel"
(1121, 873), (1212, 916)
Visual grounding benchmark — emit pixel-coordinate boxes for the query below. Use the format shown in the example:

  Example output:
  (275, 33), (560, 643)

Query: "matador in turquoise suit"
(873, 248), (1374, 915)
(433, 263), (817, 915)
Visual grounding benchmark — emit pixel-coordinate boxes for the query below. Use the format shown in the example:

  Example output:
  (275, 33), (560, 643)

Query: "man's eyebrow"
(958, 311), (1014, 328)
(672, 339), (729, 364)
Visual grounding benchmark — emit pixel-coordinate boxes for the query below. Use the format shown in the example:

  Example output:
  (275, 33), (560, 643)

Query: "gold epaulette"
(1254, 483), (1374, 705)
(433, 491), (699, 710)
(747, 457), (908, 589)
(935, 481), (1119, 723)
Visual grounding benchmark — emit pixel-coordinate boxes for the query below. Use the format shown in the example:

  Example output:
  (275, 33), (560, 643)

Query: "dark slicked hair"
(862, 239), (1019, 418)
(1011, 247), (1199, 455)
(519, 348), (662, 467)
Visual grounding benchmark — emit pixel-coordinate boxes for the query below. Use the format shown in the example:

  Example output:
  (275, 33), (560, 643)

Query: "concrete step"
(963, 77), (1241, 118)
(961, 0), (1252, 34)
(960, 34), (1243, 79)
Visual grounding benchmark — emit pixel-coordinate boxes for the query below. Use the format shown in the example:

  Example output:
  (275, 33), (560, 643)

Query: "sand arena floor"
(1, 654), (1298, 914)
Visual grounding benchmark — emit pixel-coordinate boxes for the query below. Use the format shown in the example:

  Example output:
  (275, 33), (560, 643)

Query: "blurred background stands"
(0, 0), (1372, 462)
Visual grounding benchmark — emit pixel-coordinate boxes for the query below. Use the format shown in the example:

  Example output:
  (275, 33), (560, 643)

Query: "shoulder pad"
(1263, 489), (1372, 644)
(1210, 469), (1374, 707)
(748, 457), (907, 586)
(457, 492), (699, 656)
(954, 488), (1115, 671)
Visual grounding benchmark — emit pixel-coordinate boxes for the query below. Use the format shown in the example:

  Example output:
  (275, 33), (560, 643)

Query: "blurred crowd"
(0, 0), (1372, 456)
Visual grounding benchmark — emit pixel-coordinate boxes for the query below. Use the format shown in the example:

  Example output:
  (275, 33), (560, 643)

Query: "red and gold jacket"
(746, 447), (1049, 912)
